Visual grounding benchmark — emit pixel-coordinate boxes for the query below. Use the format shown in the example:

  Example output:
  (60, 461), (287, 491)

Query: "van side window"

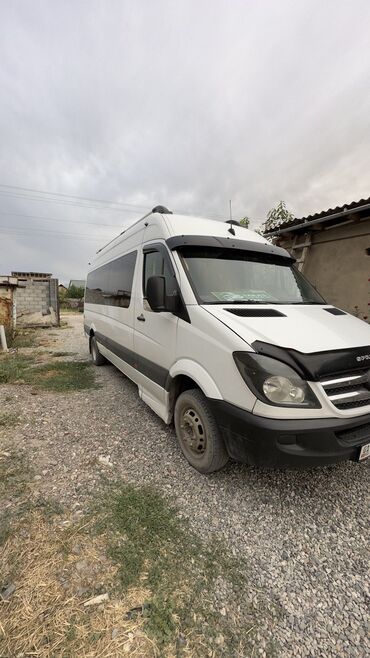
(85, 251), (137, 307)
(143, 249), (177, 297)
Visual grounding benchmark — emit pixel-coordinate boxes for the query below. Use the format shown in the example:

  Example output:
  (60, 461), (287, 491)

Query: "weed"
(0, 513), (155, 658)
(0, 412), (19, 428)
(0, 450), (32, 499)
(0, 354), (34, 384)
(10, 330), (37, 348)
(97, 484), (258, 655)
(31, 496), (65, 517)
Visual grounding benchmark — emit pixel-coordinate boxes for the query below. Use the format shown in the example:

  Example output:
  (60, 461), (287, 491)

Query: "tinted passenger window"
(143, 250), (177, 297)
(85, 251), (137, 307)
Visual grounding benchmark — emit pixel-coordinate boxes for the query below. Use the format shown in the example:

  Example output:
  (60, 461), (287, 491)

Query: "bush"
(68, 285), (85, 299)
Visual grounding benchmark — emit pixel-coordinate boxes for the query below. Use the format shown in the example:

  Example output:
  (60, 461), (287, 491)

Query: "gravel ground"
(1, 314), (369, 657)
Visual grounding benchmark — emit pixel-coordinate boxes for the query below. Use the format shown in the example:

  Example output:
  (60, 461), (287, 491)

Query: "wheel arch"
(167, 359), (222, 420)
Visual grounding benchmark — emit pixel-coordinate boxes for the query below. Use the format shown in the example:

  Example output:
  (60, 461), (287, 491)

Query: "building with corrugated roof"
(264, 197), (370, 321)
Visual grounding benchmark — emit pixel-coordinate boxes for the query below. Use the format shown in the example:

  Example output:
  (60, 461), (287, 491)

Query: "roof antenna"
(227, 200), (235, 234)
(226, 201), (238, 235)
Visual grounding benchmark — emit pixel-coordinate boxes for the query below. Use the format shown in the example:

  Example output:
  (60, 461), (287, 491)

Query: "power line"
(0, 183), (232, 222)
(0, 210), (126, 228)
(0, 183), (152, 211)
(0, 224), (112, 239)
(0, 190), (146, 214)
(0, 228), (103, 242)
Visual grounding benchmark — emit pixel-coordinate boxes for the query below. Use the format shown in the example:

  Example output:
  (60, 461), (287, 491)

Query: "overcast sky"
(1, 0), (370, 283)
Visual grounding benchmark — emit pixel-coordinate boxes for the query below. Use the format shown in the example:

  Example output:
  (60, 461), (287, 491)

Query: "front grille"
(336, 422), (370, 446)
(320, 371), (370, 410)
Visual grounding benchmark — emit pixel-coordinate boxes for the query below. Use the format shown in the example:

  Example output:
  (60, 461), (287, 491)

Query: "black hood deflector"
(252, 341), (370, 381)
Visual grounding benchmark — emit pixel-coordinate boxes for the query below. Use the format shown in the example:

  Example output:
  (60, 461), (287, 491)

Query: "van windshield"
(179, 247), (325, 304)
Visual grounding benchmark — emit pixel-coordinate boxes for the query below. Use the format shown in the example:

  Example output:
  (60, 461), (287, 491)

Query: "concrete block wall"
(15, 278), (59, 323)
(16, 280), (49, 313)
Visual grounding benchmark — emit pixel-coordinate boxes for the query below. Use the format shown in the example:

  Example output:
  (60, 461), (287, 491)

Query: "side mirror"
(146, 276), (166, 311)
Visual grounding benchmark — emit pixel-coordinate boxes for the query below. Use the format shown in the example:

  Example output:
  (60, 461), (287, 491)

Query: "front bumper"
(209, 400), (370, 467)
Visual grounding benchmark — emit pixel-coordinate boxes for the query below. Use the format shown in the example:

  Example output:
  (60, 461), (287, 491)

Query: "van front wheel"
(174, 389), (228, 473)
(90, 335), (107, 366)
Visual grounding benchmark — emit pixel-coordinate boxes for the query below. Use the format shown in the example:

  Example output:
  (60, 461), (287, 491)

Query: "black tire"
(90, 335), (107, 366)
(174, 389), (229, 474)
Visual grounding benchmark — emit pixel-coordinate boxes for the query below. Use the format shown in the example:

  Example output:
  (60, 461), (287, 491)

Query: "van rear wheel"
(90, 335), (107, 366)
(174, 389), (228, 473)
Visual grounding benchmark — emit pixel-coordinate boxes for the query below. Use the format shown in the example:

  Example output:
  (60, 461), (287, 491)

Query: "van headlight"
(233, 352), (321, 408)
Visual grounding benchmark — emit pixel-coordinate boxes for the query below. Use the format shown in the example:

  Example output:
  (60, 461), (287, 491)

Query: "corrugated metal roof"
(265, 196), (370, 235)
(11, 271), (52, 278)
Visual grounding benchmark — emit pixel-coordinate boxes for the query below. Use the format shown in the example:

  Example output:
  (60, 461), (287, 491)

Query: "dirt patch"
(0, 453), (259, 658)
(0, 513), (155, 658)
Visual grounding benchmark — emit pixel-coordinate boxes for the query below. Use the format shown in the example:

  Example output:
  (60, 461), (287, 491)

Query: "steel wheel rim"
(179, 407), (207, 457)
(92, 341), (97, 361)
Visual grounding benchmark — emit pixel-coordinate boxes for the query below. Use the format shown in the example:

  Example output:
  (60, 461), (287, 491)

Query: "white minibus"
(84, 206), (370, 472)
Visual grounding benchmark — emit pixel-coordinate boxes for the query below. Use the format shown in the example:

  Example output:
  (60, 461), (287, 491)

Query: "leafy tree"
(58, 287), (68, 303)
(239, 216), (250, 228)
(263, 200), (293, 233)
(68, 284), (85, 299)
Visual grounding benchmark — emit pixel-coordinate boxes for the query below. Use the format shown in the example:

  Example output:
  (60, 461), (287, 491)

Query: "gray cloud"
(0, 0), (370, 282)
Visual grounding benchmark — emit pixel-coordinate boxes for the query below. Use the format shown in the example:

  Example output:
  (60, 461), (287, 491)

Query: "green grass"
(0, 412), (19, 428)
(28, 361), (97, 391)
(0, 355), (97, 391)
(95, 483), (260, 656)
(0, 355), (34, 384)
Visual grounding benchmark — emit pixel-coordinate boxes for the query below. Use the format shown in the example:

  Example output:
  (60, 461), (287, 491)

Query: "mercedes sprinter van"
(84, 206), (370, 472)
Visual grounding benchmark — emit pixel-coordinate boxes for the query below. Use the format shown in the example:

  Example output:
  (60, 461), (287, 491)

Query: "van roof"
(163, 213), (268, 245)
(96, 210), (268, 256)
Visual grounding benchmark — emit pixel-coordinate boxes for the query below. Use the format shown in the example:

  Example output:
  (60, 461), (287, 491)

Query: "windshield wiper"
(205, 300), (325, 305)
(206, 300), (279, 305)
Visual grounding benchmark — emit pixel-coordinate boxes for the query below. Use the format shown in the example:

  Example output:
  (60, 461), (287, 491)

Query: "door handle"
(137, 314), (146, 322)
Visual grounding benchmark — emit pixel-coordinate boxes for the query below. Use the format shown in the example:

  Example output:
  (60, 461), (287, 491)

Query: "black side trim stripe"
(95, 332), (169, 389)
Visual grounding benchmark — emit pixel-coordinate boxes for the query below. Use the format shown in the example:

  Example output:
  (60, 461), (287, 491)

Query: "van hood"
(203, 304), (370, 354)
